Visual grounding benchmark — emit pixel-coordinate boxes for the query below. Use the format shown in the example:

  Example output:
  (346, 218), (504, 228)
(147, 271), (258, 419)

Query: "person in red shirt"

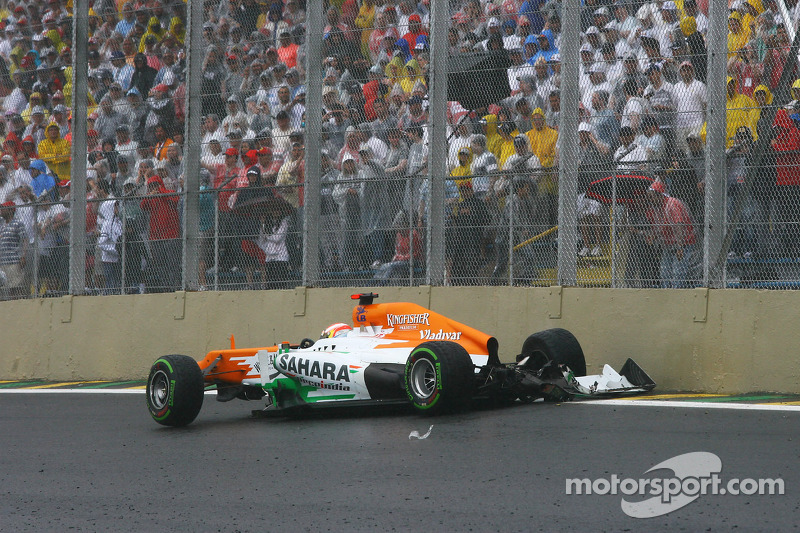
(276, 30), (299, 69)
(646, 180), (697, 288)
(213, 148), (247, 271)
(771, 108), (800, 255)
(140, 175), (181, 292)
(402, 14), (427, 53)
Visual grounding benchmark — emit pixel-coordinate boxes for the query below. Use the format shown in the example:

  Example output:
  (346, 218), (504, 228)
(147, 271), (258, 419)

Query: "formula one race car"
(146, 293), (655, 427)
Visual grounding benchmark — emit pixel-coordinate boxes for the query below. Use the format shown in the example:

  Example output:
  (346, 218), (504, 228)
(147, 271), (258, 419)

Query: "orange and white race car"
(146, 293), (655, 427)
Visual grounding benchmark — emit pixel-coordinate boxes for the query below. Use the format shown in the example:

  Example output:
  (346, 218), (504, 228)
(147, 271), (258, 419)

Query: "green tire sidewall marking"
(154, 358), (175, 373)
(148, 359), (175, 419)
(405, 347), (441, 408)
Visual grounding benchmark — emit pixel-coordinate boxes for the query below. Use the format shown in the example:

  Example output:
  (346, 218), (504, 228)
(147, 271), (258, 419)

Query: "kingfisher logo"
(386, 313), (430, 328)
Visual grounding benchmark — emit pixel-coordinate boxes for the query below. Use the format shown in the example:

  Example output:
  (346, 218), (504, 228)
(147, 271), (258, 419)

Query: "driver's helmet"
(320, 323), (352, 339)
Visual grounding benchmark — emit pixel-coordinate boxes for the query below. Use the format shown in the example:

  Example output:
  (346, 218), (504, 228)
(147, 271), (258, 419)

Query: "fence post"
(425, 0), (449, 286)
(302, 2), (324, 287)
(68, 0), (89, 295)
(703, 0), (729, 288)
(181, 0), (204, 291)
(557, 0), (581, 287)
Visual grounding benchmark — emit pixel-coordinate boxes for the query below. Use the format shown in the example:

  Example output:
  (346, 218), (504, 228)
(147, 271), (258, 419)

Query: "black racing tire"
(404, 341), (475, 414)
(146, 354), (205, 427)
(519, 328), (587, 377)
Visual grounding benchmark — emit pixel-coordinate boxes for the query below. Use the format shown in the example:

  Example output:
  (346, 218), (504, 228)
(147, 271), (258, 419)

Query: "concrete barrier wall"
(1, 287), (798, 393)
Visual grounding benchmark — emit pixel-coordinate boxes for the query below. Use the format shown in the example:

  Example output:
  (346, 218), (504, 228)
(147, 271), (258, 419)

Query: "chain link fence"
(2, 1), (800, 299)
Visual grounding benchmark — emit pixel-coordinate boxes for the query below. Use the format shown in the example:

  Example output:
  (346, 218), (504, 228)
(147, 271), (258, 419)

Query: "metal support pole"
(302, 2), (324, 287)
(557, 0), (581, 286)
(181, 0), (204, 291)
(703, 0), (730, 287)
(68, 0), (89, 295)
(426, 0), (448, 285)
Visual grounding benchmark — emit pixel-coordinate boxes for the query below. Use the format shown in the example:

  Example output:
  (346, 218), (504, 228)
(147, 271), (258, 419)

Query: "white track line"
(0, 389), (218, 395)
(576, 399), (800, 412)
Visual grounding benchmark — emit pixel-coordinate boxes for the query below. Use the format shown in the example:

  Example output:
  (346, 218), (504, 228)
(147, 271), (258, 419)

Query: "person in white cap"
(579, 43), (597, 93)
(585, 25), (603, 57)
(581, 62), (612, 112)
(577, 121), (610, 258)
(614, 2), (641, 42)
(332, 154), (362, 272)
(674, 61), (707, 157)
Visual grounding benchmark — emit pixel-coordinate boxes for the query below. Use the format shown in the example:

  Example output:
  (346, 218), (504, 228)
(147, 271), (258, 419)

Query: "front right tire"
(518, 328), (587, 376)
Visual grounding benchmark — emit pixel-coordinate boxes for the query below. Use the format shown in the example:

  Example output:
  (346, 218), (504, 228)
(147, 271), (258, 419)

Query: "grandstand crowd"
(1, 0), (799, 297)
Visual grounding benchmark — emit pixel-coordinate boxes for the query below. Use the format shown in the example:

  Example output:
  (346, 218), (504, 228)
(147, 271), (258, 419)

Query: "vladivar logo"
(565, 452), (785, 518)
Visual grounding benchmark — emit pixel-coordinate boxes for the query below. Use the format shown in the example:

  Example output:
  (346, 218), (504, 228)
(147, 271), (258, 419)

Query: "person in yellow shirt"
(139, 17), (166, 53)
(354, 0), (376, 59)
(37, 123), (71, 182)
(725, 76), (759, 148)
(526, 108), (558, 168)
(482, 112), (518, 169)
(451, 146), (473, 184)
(728, 11), (750, 59)
(526, 108), (559, 225)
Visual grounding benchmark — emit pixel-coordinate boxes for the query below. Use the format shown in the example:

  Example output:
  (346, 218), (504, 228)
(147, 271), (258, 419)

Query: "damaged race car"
(146, 293), (655, 427)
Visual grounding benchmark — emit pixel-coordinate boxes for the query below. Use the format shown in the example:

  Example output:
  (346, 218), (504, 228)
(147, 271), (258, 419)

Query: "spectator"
(683, 0), (708, 37)
(764, 23), (791, 90)
(646, 180), (697, 288)
(447, 180), (490, 285)
(276, 141), (304, 269)
(620, 78), (649, 135)
(95, 179), (122, 294)
(492, 175), (539, 283)
(526, 107), (558, 225)
(317, 150), (341, 272)
(643, 64), (675, 154)
(771, 108), (800, 257)
(332, 154), (362, 272)
(674, 61), (707, 157)
(29, 158), (57, 201)
(374, 210), (424, 285)
(358, 144), (391, 269)
(140, 175), (180, 292)
(131, 52), (157, 97)
(728, 45), (763, 99)
(725, 77), (759, 149)
(0, 201), (27, 299)
(37, 123), (71, 183)
(36, 179), (70, 295)
(383, 127), (409, 213)
(727, 11), (749, 59)
(234, 165), (268, 288)
(615, 126), (647, 171)
(95, 96), (129, 141)
(636, 116), (666, 170)
(152, 123), (174, 161)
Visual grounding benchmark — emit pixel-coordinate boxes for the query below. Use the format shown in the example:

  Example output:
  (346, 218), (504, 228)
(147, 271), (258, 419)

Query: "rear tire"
(519, 328), (587, 376)
(405, 341), (475, 414)
(146, 354), (205, 427)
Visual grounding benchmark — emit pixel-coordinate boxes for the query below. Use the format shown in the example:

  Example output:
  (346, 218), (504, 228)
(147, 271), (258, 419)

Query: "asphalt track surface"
(1, 392), (798, 532)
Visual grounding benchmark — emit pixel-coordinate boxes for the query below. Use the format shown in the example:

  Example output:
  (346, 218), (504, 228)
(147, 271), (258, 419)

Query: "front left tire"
(146, 354), (205, 427)
(405, 341), (475, 414)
